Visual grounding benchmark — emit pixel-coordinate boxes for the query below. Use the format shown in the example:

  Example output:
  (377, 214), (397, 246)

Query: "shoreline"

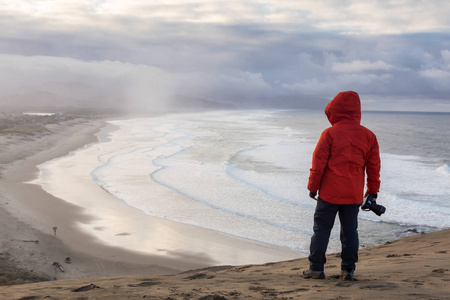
(0, 114), (448, 299)
(0, 116), (298, 281)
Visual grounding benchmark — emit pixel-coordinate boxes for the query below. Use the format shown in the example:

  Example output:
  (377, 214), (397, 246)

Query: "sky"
(1, 0), (450, 112)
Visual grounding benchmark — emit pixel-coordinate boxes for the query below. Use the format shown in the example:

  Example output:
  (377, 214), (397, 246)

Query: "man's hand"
(309, 191), (318, 200)
(364, 192), (378, 199)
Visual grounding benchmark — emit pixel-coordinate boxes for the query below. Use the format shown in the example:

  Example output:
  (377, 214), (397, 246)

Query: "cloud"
(0, 54), (278, 110)
(420, 68), (450, 79)
(0, 54), (173, 109)
(442, 50), (450, 65)
(419, 68), (450, 93)
(332, 60), (395, 73)
(0, 1), (449, 111)
(2, 1), (450, 34)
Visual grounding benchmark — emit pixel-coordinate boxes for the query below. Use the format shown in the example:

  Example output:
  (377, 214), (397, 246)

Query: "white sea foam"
(31, 110), (450, 258)
(436, 164), (450, 177)
(379, 154), (450, 212)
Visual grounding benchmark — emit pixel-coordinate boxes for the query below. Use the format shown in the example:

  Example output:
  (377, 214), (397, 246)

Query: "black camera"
(361, 194), (386, 216)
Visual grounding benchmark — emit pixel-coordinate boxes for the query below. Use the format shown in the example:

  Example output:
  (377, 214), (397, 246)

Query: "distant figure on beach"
(303, 91), (381, 281)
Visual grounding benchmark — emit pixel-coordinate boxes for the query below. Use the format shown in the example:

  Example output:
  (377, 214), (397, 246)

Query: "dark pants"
(309, 198), (360, 272)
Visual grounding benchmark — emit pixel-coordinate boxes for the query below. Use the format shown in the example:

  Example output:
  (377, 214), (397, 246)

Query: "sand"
(0, 115), (297, 281)
(0, 229), (448, 299)
(0, 114), (449, 299)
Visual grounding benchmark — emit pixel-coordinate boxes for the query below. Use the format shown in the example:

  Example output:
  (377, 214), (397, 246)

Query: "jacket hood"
(325, 91), (361, 125)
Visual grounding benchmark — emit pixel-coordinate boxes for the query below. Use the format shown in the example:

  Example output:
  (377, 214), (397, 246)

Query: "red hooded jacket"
(307, 91), (381, 205)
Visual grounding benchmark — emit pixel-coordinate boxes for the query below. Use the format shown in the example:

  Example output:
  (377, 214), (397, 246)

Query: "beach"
(25, 109), (449, 258)
(0, 113), (449, 299)
(0, 114), (298, 282)
(0, 229), (448, 299)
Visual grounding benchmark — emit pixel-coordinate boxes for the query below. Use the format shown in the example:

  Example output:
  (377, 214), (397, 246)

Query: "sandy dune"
(0, 229), (448, 299)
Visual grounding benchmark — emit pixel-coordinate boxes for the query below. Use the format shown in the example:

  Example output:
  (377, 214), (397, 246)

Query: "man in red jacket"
(303, 91), (381, 280)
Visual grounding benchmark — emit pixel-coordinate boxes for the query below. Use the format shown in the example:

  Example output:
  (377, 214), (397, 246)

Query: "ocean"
(33, 110), (450, 260)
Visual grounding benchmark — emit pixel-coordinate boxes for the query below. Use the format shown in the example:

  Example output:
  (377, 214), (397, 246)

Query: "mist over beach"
(0, 1), (449, 299)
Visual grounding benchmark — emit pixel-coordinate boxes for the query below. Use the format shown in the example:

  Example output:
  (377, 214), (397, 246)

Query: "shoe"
(302, 269), (325, 279)
(340, 269), (354, 281)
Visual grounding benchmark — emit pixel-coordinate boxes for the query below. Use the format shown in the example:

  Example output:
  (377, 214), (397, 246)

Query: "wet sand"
(0, 115), (297, 281)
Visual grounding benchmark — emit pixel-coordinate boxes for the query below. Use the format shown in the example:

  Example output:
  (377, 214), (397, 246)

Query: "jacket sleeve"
(365, 135), (381, 194)
(307, 130), (331, 192)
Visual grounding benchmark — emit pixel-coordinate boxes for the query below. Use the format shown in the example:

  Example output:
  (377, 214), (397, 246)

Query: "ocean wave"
(436, 164), (450, 177)
(31, 110), (450, 257)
